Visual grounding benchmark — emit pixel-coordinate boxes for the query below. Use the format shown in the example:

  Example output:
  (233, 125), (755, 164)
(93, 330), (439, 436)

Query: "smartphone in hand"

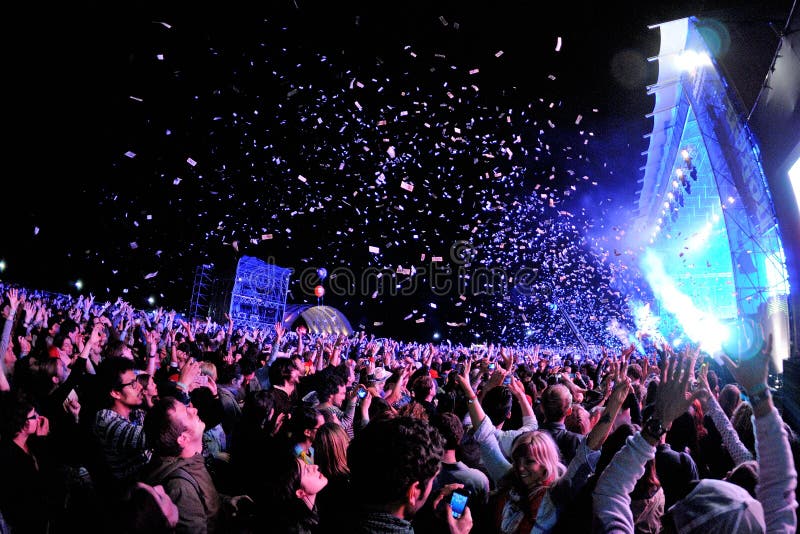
(450, 490), (469, 519)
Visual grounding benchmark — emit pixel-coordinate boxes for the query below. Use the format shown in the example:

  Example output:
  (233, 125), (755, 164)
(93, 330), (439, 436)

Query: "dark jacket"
(142, 454), (222, 534)
(540, 421), (582, 465)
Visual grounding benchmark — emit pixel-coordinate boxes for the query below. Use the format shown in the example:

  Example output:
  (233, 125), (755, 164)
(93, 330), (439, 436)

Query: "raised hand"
(274, 322), (285, 341)
(653, 355), (704, 430)
(720, 334), (772, 394)
(6, 288), (20, 313)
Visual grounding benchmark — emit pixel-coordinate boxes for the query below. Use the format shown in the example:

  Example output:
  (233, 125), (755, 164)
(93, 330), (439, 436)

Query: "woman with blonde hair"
(312, 422), (351, 533)
(456, 358), (631, 533)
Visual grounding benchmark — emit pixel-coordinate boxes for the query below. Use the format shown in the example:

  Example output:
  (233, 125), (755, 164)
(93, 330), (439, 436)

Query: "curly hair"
(316, 372), (345, 404)
(348, 416), (443, 507)
(430, 411), (464, 450)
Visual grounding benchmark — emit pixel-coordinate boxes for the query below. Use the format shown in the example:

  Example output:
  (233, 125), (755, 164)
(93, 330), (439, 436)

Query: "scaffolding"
(228, 256), (293, 332)
(189, 263), (215, 319)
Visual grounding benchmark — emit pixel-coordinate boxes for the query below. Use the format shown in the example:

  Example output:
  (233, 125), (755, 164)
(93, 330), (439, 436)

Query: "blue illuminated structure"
(228, 256), (293, 332)
(635, 17), (791, 365)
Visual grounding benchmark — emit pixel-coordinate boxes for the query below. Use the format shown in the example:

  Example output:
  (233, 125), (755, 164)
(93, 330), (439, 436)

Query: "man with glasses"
(90, 356), (151, 507)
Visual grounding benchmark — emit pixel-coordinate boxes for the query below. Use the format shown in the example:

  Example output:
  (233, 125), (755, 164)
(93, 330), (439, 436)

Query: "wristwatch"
(747, 383), (771, 406)
(642, 416), (669, 439)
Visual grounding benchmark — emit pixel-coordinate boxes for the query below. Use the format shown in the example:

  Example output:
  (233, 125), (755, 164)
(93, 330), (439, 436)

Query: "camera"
(357, 385), (368, 399)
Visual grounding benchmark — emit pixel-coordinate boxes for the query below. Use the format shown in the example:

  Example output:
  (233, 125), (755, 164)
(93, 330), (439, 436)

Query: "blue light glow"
(641, 249), (729, 354)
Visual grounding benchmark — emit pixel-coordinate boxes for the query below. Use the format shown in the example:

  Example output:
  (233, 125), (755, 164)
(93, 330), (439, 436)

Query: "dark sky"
(2, 0), (791, 343)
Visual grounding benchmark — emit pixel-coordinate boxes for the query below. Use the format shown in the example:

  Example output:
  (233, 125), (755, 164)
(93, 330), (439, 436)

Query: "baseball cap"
(666, 479), (765, 533)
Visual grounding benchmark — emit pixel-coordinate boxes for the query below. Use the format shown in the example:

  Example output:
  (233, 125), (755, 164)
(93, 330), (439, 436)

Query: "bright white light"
(75, 280), (83, 291)
(790, 156), (800, 212)
(681, 149), (691, 161)
(675, 50), (712, 72)
(0, 260), (5, 272)
(664, 201), (670, 209)
(642, 250), (729, 354)
(686, 222), (713, 251)
(676, 168), (684, 179)
(712, 213), (720, 223)
(148, 296), (156, 305)
(727, 196), (735, 204)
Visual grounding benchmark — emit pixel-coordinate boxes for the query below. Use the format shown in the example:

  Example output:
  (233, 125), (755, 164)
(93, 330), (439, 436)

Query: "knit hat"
(666, 479), (765, 533)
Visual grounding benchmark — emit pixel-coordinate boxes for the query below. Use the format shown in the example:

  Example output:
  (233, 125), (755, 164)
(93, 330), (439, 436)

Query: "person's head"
(144, 396), (205, 458)
(541, 384), (572, 423)
(241, 389), (276, 429)
(312, 422), (350, 479)
(0, 390), (39, 441)
(430, 411), (465, 451)
(124, 482), (179, 533)
(199, 361), (218, 382)
(265, 450), (328, 529)
(626, 363), (643, 383)
(509, 431), (562, 492)
(189, 386), (223, 431)
(52, 333), (73, 356)
(268, 357), (300, 388)
(565, 404), (591, 434)
(411, 374), (436, 402)
(97, 356), (143, 410)
(348, 416), (443, 518)
(718, 384), (742, 419)
(287, 405), (324, 447)
(367, 395), (397, 423)
(731, 401), (755, 455)
(317, 372), (346, 407)
(660, 479), (765, 534)
(723, 459), (759, 498)
(104, 339), (134, 360)
(482, 385), (514, 426)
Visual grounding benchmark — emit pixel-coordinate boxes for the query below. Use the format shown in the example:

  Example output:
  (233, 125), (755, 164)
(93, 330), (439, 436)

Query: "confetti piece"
(555, 36), (562, 51)
(144, 272), (158, 280)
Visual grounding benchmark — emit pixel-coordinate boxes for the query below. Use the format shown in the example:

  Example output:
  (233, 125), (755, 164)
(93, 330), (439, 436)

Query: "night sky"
(3, 1), (789, 344)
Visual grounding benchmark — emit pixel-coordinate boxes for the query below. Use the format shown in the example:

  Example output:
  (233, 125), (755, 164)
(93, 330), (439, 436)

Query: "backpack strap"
(164, 467), (208, 514)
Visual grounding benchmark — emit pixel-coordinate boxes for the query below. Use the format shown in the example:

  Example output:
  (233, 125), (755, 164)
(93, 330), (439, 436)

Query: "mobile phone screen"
(450, 491), (468, 519)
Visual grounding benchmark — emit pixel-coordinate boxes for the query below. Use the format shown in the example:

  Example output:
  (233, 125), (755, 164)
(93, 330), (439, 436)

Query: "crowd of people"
(0, 284), (797, 533)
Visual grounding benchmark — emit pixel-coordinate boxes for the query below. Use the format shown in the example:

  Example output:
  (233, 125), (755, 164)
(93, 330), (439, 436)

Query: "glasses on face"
(119, 379), (142, 390)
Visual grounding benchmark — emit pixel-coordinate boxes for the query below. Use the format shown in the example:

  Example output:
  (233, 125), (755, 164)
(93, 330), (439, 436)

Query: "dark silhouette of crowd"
(0, 285), (797, 533)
